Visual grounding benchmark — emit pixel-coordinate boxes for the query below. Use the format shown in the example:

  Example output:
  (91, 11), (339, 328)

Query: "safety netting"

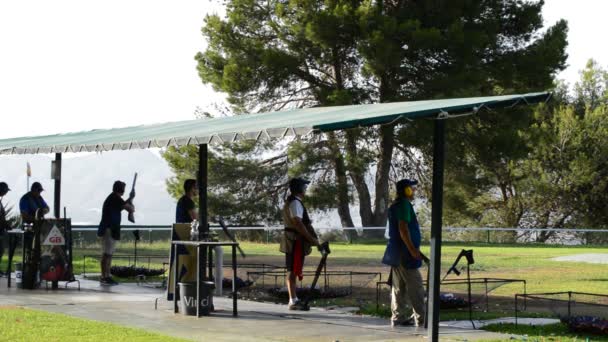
(516, 291), (608, 320)
(244, 268), (381, 303)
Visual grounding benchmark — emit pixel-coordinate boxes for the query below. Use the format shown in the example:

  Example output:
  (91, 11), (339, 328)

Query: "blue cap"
(31, 182), (44, 192)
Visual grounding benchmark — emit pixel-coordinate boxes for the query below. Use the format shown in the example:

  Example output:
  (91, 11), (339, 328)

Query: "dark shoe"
(288, 301), (310, 311)
(391, 319), (415, 327)
(100, 277), (118, 286)
(105, 277), (119, 285)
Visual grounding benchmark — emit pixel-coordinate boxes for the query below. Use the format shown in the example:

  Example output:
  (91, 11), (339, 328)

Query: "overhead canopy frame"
(0, 92), (549, 155)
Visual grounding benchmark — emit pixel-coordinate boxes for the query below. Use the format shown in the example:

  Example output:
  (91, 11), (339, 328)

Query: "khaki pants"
(391, 264), (425, 324)
(100, 229), (117, 255)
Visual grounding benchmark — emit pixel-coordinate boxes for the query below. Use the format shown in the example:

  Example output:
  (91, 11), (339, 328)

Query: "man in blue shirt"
(175, 179), (197, 224)
(382, 179), (425, 327)
(19, 182), (49, 223)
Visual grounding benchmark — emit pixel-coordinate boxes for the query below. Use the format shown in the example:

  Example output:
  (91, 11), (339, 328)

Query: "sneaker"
(288, 301), (310, 311)
(105, 277), (119, 285)
(100, 277), (119, 286)
(391, 319), (415, 327)
(410, 314), (424, 327)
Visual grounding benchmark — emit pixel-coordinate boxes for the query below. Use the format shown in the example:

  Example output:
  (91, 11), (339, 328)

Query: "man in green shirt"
(382, 179), (425, 327)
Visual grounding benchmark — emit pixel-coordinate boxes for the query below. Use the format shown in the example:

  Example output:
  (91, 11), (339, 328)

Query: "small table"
(171, 240), (239, 317)
(5, 229), (29, 288)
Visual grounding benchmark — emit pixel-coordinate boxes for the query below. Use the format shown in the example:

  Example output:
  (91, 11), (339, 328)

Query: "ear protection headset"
(404, 186), (413, 198)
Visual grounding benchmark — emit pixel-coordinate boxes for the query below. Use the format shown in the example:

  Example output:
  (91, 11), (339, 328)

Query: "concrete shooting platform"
(0, 275), (512, 341)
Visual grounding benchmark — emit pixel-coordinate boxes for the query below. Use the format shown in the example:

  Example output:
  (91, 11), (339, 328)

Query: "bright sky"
(0, 0), (606, 140)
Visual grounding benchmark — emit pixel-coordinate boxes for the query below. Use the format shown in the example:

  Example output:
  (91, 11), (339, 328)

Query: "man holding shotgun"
(280, 177), (319, 311)
(382, 179), (426, 327)
(97, 180), (135, 285)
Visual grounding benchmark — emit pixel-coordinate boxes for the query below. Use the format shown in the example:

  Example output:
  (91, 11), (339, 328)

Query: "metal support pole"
(208, 246), (213, 280)
(53, 153), (62, 219)
(485, 278), (489, 311)
(49, 154), (61, 289)
(428, 119), (446, 341)
(214, 246), (223, 296)
(523, 281), (527, 310)
(232, 245), (237, 317)
(567, 291), (571, 318)
(467, 264), (475, 329)
(515, 295), (518, 325)
(198, 144), (208, 238)
(196, 245), (200, 318)
(173, 246), (178, 313)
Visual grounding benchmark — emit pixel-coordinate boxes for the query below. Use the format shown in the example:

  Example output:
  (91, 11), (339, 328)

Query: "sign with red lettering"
(42, 225), (65, 246)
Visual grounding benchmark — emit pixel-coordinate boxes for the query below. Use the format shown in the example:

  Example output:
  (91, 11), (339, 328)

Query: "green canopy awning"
(0, 92), (549, 155)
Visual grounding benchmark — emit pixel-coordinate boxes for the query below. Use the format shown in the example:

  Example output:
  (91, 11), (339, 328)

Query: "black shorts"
(285, 239), (306, 272)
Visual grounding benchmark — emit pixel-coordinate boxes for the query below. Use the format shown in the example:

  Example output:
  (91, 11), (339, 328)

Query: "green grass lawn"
(233, 241), (608, 295)
(2, 240), (606, 295)
(2, 240), (606, 318)
(0, 306), (188, 342)
(481, 322), (608, 342)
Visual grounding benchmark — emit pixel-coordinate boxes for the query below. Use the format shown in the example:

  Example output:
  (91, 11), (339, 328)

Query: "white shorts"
(100, 229), (117, 255)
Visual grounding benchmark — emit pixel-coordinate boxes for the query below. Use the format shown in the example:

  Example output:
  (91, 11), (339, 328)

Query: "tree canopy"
(165, 0), (570, 234)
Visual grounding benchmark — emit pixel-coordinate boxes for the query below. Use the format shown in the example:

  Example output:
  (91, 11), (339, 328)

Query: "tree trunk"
(355, 124), (395, 239)
(371, 124), (395, 227)
(328, 132), (355, 228)
(345, 130), (374, 226)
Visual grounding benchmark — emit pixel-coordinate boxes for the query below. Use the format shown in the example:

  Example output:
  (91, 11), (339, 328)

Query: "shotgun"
(218, 217), (246, 258)
(127, 173), (137, 223)
(302, 241), (331, 309)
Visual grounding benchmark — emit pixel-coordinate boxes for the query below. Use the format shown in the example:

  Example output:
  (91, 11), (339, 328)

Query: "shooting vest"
(280, 196), (314, 256)
(382, 198), (422, 269)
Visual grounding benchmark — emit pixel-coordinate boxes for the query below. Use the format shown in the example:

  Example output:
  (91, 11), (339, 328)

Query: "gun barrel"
(219, 217), (246, 258)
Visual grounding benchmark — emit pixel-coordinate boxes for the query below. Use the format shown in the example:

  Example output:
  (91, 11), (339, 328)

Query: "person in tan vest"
(280, 177), (319, 310)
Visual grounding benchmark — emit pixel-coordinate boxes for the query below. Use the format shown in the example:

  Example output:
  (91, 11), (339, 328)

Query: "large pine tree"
(166, 0), (568, 229)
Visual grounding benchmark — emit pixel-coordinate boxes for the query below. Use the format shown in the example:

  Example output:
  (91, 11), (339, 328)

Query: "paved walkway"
(0, 276), (512, 341)
(444, 317), (561, 329)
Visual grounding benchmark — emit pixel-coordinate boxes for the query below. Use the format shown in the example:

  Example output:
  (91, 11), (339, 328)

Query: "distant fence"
(70, 225), (608, 247)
